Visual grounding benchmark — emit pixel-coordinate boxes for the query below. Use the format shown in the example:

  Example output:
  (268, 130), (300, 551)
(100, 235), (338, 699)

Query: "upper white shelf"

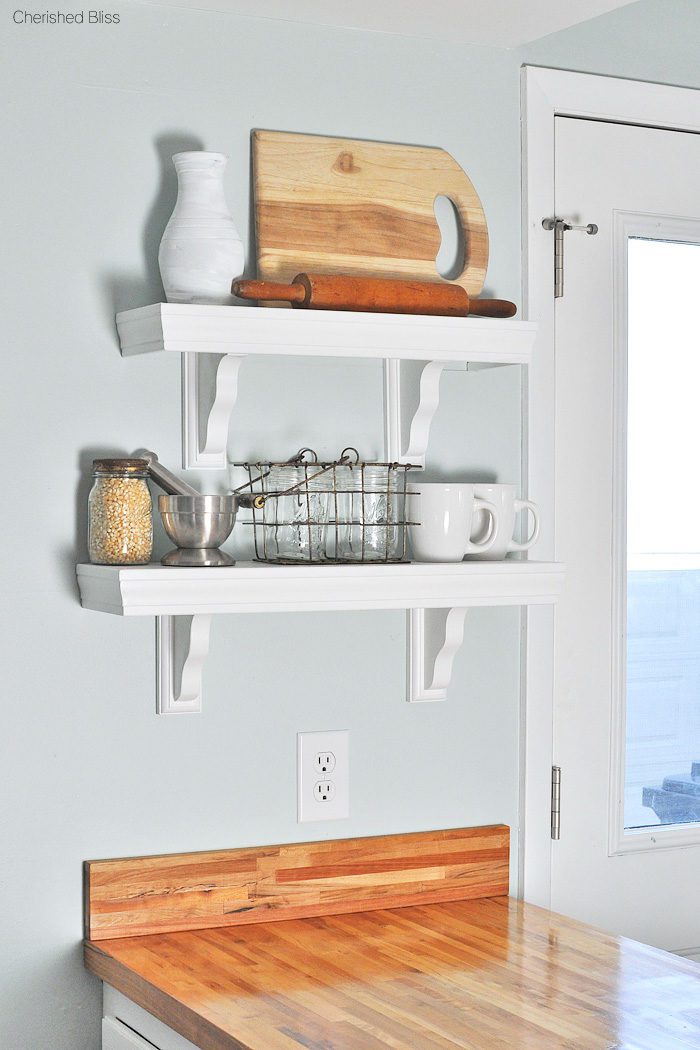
(77, 560), (563, 617)
(116, 303), (537, 365)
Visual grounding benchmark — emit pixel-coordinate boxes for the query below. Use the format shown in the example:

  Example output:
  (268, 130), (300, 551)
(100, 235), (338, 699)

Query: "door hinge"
(542, 217), (598, 298)
(551, 765), (561, 840)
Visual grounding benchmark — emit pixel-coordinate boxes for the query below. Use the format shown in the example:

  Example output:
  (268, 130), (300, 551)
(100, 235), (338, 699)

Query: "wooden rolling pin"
(232, 273), (517, 318)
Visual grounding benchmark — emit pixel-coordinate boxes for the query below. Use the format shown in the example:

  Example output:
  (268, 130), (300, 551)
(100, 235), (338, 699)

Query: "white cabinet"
(103, 987), (199, 1050)
(103, 1017), (162, 1049)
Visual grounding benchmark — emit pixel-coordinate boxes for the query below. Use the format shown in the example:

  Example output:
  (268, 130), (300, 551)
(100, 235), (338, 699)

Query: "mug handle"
(508, 499), (540, 552)
(465, 498), (498, 553)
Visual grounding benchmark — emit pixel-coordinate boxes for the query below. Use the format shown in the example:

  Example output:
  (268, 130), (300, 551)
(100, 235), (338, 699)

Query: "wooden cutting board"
(253, 130), (488, 299)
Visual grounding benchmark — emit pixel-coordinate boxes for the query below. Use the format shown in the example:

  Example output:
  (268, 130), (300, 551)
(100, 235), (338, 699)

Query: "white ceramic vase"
(158, 151), (244, 305)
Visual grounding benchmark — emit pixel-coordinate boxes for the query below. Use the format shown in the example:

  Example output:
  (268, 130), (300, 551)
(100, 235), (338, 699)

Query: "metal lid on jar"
(92, 458), (149, 475)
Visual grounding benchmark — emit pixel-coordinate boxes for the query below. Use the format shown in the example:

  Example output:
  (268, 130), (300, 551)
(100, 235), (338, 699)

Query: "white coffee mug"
(407, 483), (498, 562)
(468, 483), (540, 561)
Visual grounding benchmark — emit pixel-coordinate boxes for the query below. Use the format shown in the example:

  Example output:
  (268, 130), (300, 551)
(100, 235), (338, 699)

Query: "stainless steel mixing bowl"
(158, 495), (237, 566)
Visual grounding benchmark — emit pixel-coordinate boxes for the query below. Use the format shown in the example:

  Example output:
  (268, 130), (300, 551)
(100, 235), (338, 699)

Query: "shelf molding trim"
(77, 561), (564, 616)
(157, 614), (212, 714)
(116, 304), (537, 364)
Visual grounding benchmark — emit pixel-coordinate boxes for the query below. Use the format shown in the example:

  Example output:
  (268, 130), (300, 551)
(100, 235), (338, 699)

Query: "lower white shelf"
(77, 560), (564, 713)
(77, 560), (564, 616)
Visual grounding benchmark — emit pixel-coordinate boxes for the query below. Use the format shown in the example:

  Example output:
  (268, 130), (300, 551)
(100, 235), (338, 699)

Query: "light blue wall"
(521, 0), (700, 87)
(2, 0), (700, 1045)
(1, 5), (522, 1047)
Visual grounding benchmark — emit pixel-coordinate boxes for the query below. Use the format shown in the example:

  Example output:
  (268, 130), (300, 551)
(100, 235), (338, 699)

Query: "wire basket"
(233, 448), (419, 564)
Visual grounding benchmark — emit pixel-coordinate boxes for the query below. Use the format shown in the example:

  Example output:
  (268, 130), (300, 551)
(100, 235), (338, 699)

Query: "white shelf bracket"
(157, 614), (213, 714)
(407, 607), (469, 703)
(383, 359), (448, 466)
(182, 352), (244, 470)
(385, 359), (469, 704)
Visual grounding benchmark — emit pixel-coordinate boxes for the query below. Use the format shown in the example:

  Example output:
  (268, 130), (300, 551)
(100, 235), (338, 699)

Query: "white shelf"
(109, 305), (545, 712)
(77, 560), (563, 617)
(116, 303), (537, 365)
(78, 560), (562, 713)
(115, 304), (537, 471)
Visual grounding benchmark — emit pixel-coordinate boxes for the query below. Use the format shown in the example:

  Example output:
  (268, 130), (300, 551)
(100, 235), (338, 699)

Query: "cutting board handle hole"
(434, 195), (466, 281)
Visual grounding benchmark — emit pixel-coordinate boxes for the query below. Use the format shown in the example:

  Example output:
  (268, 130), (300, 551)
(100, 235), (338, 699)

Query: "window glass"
(626, 238), (700, 830)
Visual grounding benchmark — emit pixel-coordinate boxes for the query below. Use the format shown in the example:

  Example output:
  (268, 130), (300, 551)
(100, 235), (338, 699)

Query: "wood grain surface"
(85, 896), (700, 1050)
(233, 274), (517, 318)
(85, 826), (509, 941)
(253, 131), (488, 297)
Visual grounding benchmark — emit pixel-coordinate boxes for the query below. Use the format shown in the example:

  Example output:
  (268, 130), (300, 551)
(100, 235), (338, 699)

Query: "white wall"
(3, 0), (700, 1045)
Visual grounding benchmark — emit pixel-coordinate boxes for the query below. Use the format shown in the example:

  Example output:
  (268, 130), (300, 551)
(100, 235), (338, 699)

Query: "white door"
(552, 115), (700, 953)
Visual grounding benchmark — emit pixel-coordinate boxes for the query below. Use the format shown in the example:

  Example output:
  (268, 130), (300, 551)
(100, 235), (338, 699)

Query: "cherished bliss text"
(13, 9), (120, 22)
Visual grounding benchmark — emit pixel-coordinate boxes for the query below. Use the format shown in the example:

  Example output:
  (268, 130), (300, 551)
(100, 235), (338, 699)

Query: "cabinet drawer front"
(103, 1017), (162, 1050)
(103, 988), (201, 1050)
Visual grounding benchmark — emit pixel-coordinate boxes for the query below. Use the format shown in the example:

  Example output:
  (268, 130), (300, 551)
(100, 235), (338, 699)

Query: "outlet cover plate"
(298, 730), (349, 823)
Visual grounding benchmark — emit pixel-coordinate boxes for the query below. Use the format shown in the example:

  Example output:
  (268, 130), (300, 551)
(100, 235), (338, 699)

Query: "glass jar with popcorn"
(88, 458), (153, 565)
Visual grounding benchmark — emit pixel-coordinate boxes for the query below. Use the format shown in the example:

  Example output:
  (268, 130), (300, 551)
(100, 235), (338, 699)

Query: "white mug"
(407, 483), (498, 562)
(468, 484), (540, 561)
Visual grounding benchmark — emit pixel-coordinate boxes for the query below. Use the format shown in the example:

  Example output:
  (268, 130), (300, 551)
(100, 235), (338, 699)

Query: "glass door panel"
(626, 237), (700, 830)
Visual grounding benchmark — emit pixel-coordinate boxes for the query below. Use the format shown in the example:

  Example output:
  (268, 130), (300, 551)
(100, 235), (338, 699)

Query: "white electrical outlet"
(314, 781), (336, 802)
(315, 751), (336, 774)
(298, 730), (349, 822)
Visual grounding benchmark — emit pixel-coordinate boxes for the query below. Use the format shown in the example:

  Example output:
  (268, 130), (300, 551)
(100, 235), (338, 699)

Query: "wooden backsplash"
(85, 825), (509, 941)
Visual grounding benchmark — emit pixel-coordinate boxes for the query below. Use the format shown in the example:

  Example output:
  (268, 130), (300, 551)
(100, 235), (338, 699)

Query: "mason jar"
(88, 458), (153, 565)
(262, 464), (330, 562)
(335, 465), (402, 562)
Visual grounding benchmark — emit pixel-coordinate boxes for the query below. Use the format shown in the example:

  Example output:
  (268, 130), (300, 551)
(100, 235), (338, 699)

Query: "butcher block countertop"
(83, 827), (700, 1050)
